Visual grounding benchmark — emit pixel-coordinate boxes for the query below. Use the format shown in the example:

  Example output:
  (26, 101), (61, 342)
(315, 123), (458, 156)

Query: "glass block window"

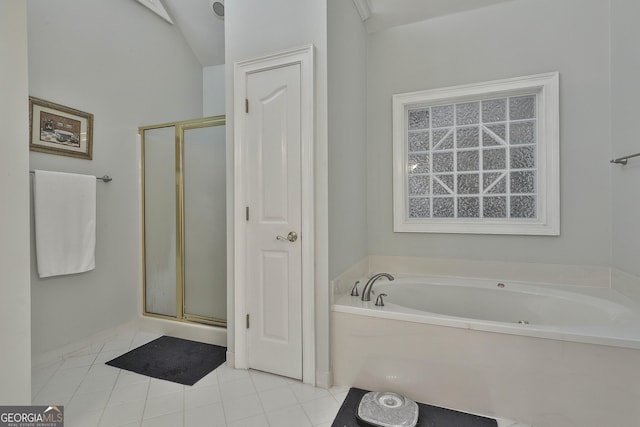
(393, 73), (559, 235)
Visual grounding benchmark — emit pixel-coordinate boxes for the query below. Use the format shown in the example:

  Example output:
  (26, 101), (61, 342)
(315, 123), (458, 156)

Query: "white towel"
(34, 170), (96, 278)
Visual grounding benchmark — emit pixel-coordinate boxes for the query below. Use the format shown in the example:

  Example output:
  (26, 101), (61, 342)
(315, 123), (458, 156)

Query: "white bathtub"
(331, 276), (640, 427)
(334, 276), (640, 349)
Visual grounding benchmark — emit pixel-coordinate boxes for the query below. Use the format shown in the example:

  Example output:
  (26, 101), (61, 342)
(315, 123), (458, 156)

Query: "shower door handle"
(276, 231), (298, 242)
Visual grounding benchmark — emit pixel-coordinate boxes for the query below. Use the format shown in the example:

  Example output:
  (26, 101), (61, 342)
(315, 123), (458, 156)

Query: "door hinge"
(245, 98), (249, 113)
(246, 206), (249, 221)
(246, 313), (250, 329)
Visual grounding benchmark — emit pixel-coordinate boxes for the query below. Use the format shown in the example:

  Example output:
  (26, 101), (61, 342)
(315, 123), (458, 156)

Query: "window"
(392, 72), (559, 235)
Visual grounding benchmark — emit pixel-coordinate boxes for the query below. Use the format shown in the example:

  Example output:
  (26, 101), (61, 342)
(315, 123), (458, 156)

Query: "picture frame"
(29, 96), (94, 160)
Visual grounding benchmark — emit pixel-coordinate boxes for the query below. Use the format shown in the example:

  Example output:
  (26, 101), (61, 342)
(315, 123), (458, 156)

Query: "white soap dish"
(357, 391), (419, 427)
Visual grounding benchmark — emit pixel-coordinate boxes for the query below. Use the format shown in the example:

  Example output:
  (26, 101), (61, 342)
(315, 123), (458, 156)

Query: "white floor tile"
(32, 360), (63, 387)
(148, 378), (184, 398)
(144, 391), (184, 420)
(216, 364), (251, 383)
(59, 354), (98, 370)
(191, 370), (219, 388)
(115, 370), (151, 388)
(65, 342), (103, 358)
(265, 404), (312, 427)
(219, 377), (256, 402)
(86, 363), (120, 378)
(76, 372), (119, 395)
(185, 384), (221, 409)
(53, 365), (91, 383)
(67, 388), (112, 413)
(107, 381), (149, 406)
(65, 408), (103, 427)
(249, 370), (289, 392)
(496, 419), (533, 427)
(36, 374), (83, 400)
(131, 332), (162, 348)
(142, 411), (184, 427)
(226, 414), (269, 427)
(328, 385), (350, 396)
(288, 381), (331, 403)
(301, 395), (341, 425)
(223, 393), (264, 423)
(99, 400), (145, 427)
(94, 350), (127, 365)
(184, 402), (225, 427)
(331, 390), (349, 406)
(32, 390), (74, 407)
(257, 385), (298, 412)
(101, 339), (133, 353)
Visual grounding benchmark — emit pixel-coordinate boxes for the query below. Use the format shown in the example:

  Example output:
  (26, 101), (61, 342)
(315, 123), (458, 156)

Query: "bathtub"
(334, 276), (640, 349)
(331, 276), (640, 427)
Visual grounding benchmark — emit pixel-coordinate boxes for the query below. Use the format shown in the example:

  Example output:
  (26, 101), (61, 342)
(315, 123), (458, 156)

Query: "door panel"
(260, 251), (289, 341)
(246, 63), (302, 379)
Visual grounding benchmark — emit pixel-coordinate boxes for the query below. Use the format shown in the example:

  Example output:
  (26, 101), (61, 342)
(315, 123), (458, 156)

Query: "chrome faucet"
(361, 273), (394, 302)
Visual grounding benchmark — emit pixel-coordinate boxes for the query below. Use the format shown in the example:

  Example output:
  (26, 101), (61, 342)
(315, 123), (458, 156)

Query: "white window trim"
(392, 72), (560, 236)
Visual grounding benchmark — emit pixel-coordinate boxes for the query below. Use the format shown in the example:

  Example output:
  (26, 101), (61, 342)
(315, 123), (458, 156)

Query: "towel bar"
(29, 170), (112, 182)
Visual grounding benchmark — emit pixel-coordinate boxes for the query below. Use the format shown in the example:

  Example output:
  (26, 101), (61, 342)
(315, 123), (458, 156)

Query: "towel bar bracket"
(610, 152), (640, 166)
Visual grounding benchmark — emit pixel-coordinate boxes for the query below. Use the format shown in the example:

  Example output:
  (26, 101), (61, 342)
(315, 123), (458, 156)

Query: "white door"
(245, 63), (303, 380)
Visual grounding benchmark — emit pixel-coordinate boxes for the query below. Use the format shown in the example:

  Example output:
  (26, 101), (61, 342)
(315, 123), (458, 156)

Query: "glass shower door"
(143, 126), (177, 317)
(182, 124), (227, 323)
(140, 116), (226, 327)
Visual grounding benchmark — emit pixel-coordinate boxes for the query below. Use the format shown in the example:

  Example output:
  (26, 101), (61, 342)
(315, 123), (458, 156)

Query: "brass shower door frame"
(139, 115), (226, 328)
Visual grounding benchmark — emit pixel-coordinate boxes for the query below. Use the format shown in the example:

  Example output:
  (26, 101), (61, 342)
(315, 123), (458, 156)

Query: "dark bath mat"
(105, 335), (226, 386)
(332, 387), (498, 427)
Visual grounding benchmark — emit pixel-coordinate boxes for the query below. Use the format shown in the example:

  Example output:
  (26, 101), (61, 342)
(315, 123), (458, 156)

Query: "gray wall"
(203, 64), (226, 116)
(0, 0), (31, 404)
(366, 0), (612, 267)
(28, 0), (203, 355)
(611, 0), (640, 276)
(328, 0), (369, 279)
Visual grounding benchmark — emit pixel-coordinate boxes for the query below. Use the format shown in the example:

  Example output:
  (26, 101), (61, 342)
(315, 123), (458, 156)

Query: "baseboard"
(32, 319), (138, 368)
(315, 369), (332, 389)
(134, 315), (227, 347)
(225, 351), (235, 368)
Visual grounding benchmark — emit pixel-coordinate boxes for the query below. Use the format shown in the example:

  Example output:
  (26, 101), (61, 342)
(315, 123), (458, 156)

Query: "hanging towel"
(34, 170), (96, 278)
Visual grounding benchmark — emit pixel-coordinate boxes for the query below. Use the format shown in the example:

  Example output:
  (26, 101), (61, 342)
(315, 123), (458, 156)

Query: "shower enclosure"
(139, 116), (226, 327)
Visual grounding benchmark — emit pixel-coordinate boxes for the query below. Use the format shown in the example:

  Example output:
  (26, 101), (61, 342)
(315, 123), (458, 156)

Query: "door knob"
(276, 231), (298, 242)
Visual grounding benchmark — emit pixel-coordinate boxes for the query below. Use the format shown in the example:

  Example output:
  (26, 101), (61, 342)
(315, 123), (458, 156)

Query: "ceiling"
(148, 0), (515, 67)
(162, 0), (225, 67)
(364, 0), (516, 33)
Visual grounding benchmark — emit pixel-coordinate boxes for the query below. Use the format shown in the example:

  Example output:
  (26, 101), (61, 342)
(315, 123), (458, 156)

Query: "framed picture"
(29, 96), (94, 160)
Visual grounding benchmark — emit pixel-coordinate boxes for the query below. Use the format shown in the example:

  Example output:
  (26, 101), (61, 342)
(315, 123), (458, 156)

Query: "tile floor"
(31, 328), (529, 427)
(32, 329), (346, 427)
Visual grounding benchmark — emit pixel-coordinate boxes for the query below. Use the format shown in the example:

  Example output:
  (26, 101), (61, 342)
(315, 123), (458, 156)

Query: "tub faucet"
(361, 273), (394, 302)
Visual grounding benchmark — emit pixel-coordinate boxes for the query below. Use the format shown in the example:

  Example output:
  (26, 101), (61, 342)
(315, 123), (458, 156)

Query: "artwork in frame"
(29, 96), (93, 160)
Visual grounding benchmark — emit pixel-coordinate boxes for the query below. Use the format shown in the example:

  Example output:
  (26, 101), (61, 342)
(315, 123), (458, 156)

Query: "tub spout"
(361, 273), (394, 302)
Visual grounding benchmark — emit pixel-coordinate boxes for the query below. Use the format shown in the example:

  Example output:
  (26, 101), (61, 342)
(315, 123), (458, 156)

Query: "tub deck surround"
(331, 256), (612, 298)
(612, 268), (640, 304)
(332, 311), (640, 427)
(334, 276), (640, 350)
